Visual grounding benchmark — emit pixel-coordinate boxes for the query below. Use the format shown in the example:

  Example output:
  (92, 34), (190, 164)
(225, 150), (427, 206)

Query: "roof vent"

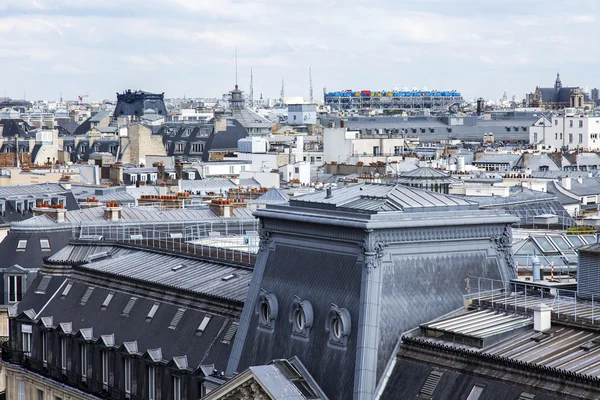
(146, 303), (160, 322)
(61, 282), (73, 299)
(222, 273), (238, 282)
(87, 251), (110, 262)
(221, 321), (239, 344)
(196, 315), (212, 336)
(172, 264), (186, 272)
(419, 370), (443, 398)
(122, 297), (137, 317)
(35, 276), (52, 295)
(325, 187), (333, 199)
(80, 286), (94, 306)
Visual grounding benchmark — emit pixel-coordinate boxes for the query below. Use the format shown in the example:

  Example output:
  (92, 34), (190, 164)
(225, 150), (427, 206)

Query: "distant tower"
(555, 72), (562, 89)
(280, 79), (285, 104)
(60, 92), (63, 103)
(309, 67), (313, 103)
(502, 91), (508, 103)
(250, 68), (254, 107)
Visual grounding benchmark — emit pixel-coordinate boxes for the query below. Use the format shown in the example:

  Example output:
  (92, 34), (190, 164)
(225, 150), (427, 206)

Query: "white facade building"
(323, 127), (407, 164)
(530, 111), (600, 151)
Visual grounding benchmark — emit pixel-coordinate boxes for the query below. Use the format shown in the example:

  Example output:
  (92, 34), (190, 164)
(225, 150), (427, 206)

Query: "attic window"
(40, 239), (51, 251)
(196, 315), (212, 336)
(146, 303), (160, 322)
(101, 292), (114, 311)
(35, 276), (52, 295)
(169, 308), (186, 329)
(518, 393), (535, 400)
(326, 306), (351, 349)
(221, 321), (238, 344)
(222, 274), (237, 282)
(466, 385), (485, 400)
(61, 282), (73, 299)
(172, 264), (185, 272)
(122, 297), (137, 317)
(80, 287), (95, 306)
(17, 240), (27, 251)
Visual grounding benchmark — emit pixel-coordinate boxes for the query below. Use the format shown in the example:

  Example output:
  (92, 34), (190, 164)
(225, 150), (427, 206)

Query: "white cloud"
(0, 0), (598, 101)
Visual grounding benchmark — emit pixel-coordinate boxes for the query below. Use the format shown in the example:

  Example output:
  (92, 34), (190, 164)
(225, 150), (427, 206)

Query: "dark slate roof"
(114, 90), (167, 118)
(55, 118), (80, 135)
(0, 228), (72, 269)
(235, 245), (361, 400)
(380, 357), (566, 400)
(201, 119), (249, 161)
(291, 183), (478, 213)
(19, 275), (237, 372)
(538, 87), (591, 104)
(0, 119), (37, 138)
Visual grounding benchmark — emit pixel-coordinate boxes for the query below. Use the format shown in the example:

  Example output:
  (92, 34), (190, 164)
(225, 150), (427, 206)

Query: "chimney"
(154, 161), (165, 183)
(561, 176), (571, 191)
(531, 250), (541, 282)
(104, 202), (121, 221)
(577, 176), (583, 184)
(325, 187), (333, 199)
(175, 162), (184, 180)
(533, 303), (552, 332)
(340, 120), (345, 128)
(109, 163), (123, 185)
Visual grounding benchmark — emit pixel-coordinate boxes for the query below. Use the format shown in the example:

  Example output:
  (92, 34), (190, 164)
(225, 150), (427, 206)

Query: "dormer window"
(326, 305), (351, 349)
(257, 291), (278, 332)
(290, 298), (313, 341)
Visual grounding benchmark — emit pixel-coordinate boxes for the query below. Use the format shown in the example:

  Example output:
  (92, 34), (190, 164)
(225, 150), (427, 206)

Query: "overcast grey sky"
(1, 0), (599, 102)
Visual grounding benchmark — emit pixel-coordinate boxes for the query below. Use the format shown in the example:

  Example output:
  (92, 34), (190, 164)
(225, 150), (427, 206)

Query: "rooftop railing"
(466, 276), (599, 325)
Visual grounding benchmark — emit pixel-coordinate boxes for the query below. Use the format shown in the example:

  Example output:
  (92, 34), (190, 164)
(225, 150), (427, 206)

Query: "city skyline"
(1, 0), (599, 102)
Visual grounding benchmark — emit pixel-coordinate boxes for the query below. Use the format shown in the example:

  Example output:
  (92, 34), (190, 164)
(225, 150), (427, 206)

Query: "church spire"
(555, 72), (562, 89)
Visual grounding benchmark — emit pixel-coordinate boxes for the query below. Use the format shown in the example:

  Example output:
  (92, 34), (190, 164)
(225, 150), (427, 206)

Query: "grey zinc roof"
(563, 177), (600, 196)
(399, 167), (452, 179)
(546, 181), (580, 205)
(254, 188), (290, 204)
(0, 183), (66, 197)
(78, 250), (252, 301)
(64, 206), (255, 223)
(521, 154), (561, 171)
(291, 183), (478, 213)
(89, 110), (110, 123)
(473, 153), (521, 165)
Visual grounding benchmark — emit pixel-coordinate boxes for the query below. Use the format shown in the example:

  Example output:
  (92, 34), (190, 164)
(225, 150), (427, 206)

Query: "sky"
(1, 0), (599, 102)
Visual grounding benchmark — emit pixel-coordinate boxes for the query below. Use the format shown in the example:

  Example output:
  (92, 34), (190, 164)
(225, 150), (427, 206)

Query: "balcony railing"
(2, 343), (143, 400)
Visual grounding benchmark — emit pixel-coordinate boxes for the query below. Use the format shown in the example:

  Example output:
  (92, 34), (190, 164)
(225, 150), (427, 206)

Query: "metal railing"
(466, 276), (599, 325)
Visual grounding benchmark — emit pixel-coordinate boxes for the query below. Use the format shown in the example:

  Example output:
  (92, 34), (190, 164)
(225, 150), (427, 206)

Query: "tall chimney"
(325, 187), (333, 199)
(561, 176), (572, 191)
(532, 250), (541, 282)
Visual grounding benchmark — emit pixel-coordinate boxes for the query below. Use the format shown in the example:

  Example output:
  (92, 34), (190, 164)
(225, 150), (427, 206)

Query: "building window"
(256, 291), (278, 332)
(8, 275), (23, 303)
(466, 385), (485, 400)
(569, 133), (573, 144)
(148, 365), (156, 400)
(555, 132), (558, 140)
(579, 134), (583, 144)
(569, 120), (573, 128)
(17, 380), (24, 400)
(40, 239), (51, 251)
(164, 142), (170, 152)
(140, 174), (147, 182)
(61, 337), (67, 373)
(290, 298), (313, 340)
(22, 325), (32, 356)
(326, 305), (351, 349)
(191, 143), (204, 153)
(173, 376), (181, 400)
(579, 120), (584, 128)
(80, 343), (88, 381)
(124, 358), (132, 396)
(176, 142), (185, 153)
(17, 240), (27, 251)
(37, 389), (43, 400)
(41, 331), (48, 365)
(230, 166), (235, 174)
(554, 119), (558, 126)
(373, 146), (380, 156)
(102, 351), (109, 389)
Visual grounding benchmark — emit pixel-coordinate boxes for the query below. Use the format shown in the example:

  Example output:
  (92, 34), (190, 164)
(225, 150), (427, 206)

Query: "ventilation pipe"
(532, 249), (541, 282)
(325, 187), (333, 199)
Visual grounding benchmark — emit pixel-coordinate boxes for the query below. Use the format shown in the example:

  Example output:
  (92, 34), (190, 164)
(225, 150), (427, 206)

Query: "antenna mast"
(235, 46), (238, 88)
(280, 79), (285, 104)
(309, 67), (313, 103)
(250, 68), (254, 107)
